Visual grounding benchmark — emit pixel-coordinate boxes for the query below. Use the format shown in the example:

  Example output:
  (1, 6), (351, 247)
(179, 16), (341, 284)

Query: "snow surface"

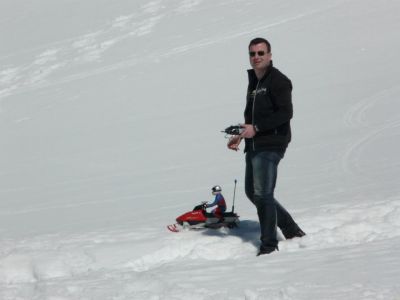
(1, 0), (400, 299)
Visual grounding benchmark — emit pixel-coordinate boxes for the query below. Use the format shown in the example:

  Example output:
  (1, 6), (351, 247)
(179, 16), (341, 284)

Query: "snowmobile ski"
(167, 224), (180, 232)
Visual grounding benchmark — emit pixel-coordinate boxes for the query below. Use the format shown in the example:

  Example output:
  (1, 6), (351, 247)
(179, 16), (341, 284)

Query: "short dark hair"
(248, 37), (271, 53)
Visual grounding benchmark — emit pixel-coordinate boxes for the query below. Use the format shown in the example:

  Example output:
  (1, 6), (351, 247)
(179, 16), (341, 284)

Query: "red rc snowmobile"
(167, 180), (240, 232)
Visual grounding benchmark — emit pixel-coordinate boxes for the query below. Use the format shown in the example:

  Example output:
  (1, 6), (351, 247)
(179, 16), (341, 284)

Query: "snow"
(1, 0), (400, 298)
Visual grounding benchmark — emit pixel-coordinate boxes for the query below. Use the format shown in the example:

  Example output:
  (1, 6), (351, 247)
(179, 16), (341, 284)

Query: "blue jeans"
(245, 150), (297, 249)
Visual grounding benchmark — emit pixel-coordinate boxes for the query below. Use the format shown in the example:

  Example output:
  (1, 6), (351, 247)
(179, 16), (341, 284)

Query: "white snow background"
(1, 0), (400, 299)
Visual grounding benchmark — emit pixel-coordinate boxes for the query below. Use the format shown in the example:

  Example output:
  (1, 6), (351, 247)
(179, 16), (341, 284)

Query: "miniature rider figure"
(203, 185), (227, 220)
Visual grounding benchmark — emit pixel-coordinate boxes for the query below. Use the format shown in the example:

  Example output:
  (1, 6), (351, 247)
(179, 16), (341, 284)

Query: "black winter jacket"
(244, 62), (293, 153)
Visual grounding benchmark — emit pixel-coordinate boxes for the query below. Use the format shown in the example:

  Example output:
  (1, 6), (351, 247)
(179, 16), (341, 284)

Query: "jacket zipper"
(252, 81), (260, 151)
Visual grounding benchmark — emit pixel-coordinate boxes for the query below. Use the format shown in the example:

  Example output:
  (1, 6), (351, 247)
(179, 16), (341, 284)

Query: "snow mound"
(0, 254), (36, 284)
(127, 229), (254, 272)
(282, 198), (400, 252)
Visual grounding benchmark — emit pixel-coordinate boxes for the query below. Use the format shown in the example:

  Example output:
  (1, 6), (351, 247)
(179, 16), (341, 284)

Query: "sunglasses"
(249, 51), (267, 57)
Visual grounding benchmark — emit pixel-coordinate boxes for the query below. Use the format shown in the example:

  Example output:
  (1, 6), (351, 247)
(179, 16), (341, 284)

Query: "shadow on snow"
(200, 219), (261, 248)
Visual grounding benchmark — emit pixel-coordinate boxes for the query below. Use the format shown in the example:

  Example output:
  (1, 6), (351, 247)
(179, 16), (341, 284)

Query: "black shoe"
(257, 245), (278, 256)
(282, 226), (306, 240)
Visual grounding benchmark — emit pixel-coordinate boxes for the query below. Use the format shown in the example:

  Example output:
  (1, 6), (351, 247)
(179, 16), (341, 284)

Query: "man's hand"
(227, 135), (242, 151)
(240, 124), (256, 139)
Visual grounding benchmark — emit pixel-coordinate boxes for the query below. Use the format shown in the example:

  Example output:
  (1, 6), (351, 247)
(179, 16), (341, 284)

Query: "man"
(228, 37), (305, 256)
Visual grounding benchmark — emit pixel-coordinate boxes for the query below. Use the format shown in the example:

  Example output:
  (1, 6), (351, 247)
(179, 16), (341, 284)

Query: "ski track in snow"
(0, 1), (338, 105)
(340, 85), (400, 177)
(0, 12), (162, 102)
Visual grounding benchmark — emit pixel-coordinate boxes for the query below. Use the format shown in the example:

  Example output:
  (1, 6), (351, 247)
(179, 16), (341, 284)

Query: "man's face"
(249, 43), (272, 71)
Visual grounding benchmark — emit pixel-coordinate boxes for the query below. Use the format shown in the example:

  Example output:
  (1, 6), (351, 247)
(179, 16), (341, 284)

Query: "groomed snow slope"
(1, 0), (400, 299)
